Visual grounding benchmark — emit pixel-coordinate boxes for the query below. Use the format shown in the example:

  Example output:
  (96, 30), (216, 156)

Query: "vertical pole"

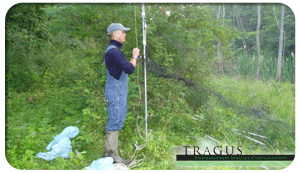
(141, 3), (148, 142)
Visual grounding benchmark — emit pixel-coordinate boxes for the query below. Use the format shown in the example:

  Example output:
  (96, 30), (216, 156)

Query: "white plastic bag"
(84, 157), (114, 170)
(37, 126), (79, 161)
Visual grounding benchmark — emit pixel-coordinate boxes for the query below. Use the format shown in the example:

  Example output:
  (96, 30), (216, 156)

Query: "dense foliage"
(6, 3), (294, 170)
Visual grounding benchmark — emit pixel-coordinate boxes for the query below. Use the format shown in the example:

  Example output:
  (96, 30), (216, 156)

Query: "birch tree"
(276, 4), (285, 82)
(217, 4), (225, 75)
(233, 4), (247, 52)
(256, 4), (261, 80)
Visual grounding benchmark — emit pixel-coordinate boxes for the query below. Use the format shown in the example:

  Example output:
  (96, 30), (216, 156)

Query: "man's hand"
(130, 47), (140, 68)
(132, 47), (140, 57)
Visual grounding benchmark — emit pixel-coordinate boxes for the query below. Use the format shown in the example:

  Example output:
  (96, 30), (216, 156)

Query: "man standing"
(103, 23), (140, 165)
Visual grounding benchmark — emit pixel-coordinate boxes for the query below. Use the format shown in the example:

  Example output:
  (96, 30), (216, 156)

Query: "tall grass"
(6, 69), (294, 170)
(231, 51), (295, 83)
(206, 75), (295, 153)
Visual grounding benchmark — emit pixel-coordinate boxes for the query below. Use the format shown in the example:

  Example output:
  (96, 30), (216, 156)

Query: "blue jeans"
(105, 70), (128, 131)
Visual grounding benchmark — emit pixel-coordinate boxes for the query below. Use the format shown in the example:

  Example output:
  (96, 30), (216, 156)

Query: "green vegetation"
(6, 3), (294, 170)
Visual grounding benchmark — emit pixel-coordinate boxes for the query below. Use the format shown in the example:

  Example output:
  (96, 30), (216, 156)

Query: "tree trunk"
(233, 11), (235, 50)
(256, 4), (261, 80)
(217, 5), (221, 75)
(233, 4), (247, 52)
(217, 4), (224, 75)
(276, 4), (285, 82)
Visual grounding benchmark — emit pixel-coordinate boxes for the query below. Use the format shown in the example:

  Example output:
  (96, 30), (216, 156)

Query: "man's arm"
(106, 49), (135, 74)
(130, 58), (137, 68)
(106, 47), (140, 74)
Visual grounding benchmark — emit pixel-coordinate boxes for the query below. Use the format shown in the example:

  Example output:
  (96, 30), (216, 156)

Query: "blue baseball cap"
(107, 23), (130, 35)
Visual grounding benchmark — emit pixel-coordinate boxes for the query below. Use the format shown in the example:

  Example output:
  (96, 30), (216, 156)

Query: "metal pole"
(141, 3), (147, 142)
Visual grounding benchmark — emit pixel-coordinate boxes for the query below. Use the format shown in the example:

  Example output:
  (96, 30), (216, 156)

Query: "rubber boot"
(103, 130), (131, 165)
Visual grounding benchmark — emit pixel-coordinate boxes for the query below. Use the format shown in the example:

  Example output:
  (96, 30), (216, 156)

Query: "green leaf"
(69, 151), (74, 160)
(82, 108), (91, 116)
(73, 158), (80, 165)
(129, 101), (138, 106)
(129, 94), (140, 99)
(38, 128), (46, 133)
(91, 113), (99, 119)
(178, 98), (185, 104)
(25, 149), (34, 156)
(77, 151), (86, 161)
(65, 108), (77, 115)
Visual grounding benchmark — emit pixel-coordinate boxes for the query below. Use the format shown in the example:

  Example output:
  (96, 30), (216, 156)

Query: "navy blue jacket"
(104, 40), (135, 80)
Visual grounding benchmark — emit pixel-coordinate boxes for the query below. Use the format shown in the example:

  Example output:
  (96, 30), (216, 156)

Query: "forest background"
(5, 2), (295, 170)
